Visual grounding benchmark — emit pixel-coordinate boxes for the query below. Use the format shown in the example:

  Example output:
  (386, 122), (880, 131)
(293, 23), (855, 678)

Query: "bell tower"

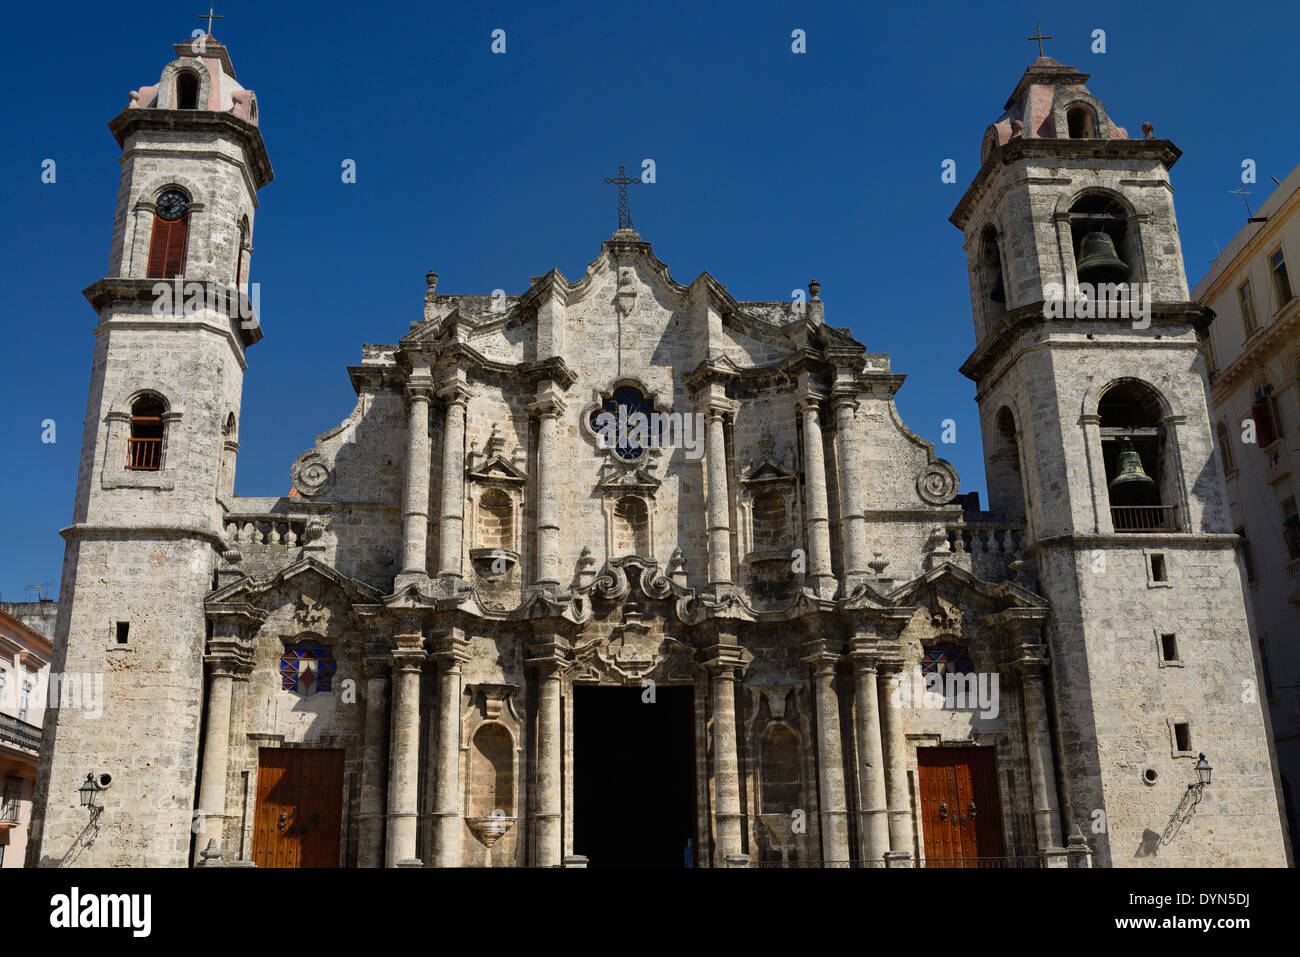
(28, 31), (272, 867)
(952, 55), (1290, 865)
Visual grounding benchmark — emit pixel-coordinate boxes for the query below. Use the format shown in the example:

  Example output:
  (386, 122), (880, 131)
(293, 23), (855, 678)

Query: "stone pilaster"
(386, 634), (426, 866)
(703, 638), (748, 866)
(395, 376), (434, 591)
(797, 386), (836, 598)
(357, 647), (391, 868)
(848, 643), (890, 863)
(193, 638), (252, 865)
(527, 635), (569, 866)
(802, 639), (851, 866)
(436, 381), (472, 591)
(877, 659), (913, 857)
(529, 386), (566, 589)
(429, 630), (471, 867)
(1080, 412), (1111, 534)
(831, 373), (869, 590)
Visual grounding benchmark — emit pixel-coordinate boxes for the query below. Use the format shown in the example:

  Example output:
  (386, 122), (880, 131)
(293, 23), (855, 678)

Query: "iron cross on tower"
(198, 7), (223, 35)
(604, 165), (640, 230)
(1027, 22), (1052, 57)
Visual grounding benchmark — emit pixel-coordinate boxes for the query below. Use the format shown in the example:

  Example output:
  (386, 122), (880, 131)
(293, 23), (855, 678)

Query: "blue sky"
(2, 0), (1297, 601)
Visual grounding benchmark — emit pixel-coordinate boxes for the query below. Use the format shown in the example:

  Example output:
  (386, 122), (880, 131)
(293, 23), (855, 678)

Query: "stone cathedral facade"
(28, 37), (1291, 868)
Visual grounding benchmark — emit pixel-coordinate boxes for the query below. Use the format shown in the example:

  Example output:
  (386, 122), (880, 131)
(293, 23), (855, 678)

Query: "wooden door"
(917, 747), (1004, 868)
(252, 748), (345, 868)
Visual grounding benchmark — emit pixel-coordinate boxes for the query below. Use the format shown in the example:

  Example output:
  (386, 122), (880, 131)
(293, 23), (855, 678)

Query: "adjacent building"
(0, 607), (53, 867)
(1195, 163), (1300, 847)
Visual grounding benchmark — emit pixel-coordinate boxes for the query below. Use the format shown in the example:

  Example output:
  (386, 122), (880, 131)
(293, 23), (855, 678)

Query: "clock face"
(156, 190), (189, 222)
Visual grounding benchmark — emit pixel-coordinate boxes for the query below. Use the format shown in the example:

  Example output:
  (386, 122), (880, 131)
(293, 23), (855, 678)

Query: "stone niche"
(738, 458), (802, 606)
(465, 427), (527, 610)
(460, 683), (522, 867)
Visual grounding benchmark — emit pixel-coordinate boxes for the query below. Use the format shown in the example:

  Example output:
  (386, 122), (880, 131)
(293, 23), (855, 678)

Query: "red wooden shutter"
(1253, 399), (1278, 447)
(146, 214), (188, 279)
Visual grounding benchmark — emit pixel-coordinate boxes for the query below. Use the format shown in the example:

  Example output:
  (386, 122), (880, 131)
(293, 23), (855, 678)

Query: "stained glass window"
(280, 641), (337, 697)
(921, 642), (974, 676)
(589, 386), (660, 461)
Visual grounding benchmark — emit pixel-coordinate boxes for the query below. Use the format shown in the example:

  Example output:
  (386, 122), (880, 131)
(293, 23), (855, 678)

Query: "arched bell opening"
(980, 225), (1008, 329)
(1065, 104), (1098, 139)
(1068, 193), (1138, 293)
(987, 406), (1027, 523)
(1098, 381), (1177, 531)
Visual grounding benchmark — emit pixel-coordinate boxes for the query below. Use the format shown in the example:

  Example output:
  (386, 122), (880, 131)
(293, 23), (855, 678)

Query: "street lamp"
(1193, 753), (1212, 789)
(78, 772), (112, 810)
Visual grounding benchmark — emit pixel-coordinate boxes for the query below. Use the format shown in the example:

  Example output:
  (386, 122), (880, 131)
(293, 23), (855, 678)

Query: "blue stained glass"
(590, 387), (660, 461)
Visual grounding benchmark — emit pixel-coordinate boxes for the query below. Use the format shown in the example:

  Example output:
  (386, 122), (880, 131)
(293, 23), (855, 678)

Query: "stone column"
(877, 663), (913, 855)
(528, 637), (568, 867)
(832, 380), (869, 589)
(803, 641), (850, 866)
(849, 647), (890, 863)
(357, 649), (391, 868)
(529, 387), (566, 589)
(436, 382), (472, 589)
(1018, 656), (1064, 852)
(699, 393), (736, 588)
(396, 379), (434, 590)
(797, 389), (836, 598)
(386, 634), (426, 867)
(193, 640), (249, 864)
(430, 631), (471, 867)
(705, 651), (746, 865)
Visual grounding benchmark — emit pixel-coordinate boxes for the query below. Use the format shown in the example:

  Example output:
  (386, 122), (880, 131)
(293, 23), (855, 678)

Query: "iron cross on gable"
(604, 165), (640, 230)
(1027, 22), (1052, 58)
(198, 7), (223, 36)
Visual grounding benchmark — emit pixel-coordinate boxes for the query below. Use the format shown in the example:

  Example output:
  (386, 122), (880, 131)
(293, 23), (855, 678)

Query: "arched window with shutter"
(147, 190), (190, 279)
(128, 394), (167, 471)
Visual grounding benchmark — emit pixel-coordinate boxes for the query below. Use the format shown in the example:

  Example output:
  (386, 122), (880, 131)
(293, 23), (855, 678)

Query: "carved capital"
(428, 630), (471, 671)
(204, 638), (254, 679)
(795, 388), (828, 416)
(391, 633), (428, 672)
(405, 377), (436, 405)
(437, 382), (473, 408)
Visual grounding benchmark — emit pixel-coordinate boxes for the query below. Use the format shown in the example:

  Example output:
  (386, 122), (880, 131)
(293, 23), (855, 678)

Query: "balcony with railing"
(0, 713), (42, 753)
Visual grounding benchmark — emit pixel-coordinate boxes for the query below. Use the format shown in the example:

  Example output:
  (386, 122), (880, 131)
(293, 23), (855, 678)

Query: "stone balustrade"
(945, 522), (1026, 581)
(223, 513), (315, 548)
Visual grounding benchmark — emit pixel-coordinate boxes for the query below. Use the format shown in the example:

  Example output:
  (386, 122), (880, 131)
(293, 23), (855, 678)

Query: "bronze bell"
(990, 270), (1006, 303)
(1109, 441), (1155, 490)
(1076, 231), (1130, 285)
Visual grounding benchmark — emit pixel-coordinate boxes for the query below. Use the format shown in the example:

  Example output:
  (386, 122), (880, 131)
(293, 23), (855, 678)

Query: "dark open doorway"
(573, 684), (696, 867)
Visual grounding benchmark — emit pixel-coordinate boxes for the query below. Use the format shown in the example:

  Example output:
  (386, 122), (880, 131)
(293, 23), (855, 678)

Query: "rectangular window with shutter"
(1240, 280), (1259, 336)
(1271, 248), (1293, 310)
(1253, 386), (1280, 447)
(1283, 498), (1300, 562)
(1, 776), (21, 823)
